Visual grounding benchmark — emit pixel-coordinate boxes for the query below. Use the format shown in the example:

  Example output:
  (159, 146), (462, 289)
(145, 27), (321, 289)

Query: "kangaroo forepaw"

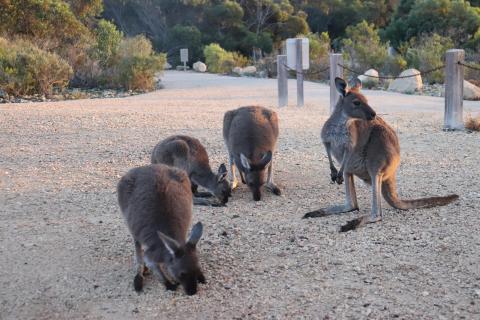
(133, 274), (144, 292)
(335, 172), (344, 185)
(266, 183), (282, 196)
(198, 273), (206, 284)
(330, 167), (338, 183)
(164, 281), (178, 291)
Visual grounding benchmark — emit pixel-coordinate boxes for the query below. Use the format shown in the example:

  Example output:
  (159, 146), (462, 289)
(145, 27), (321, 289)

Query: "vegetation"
(0, 0), (165, 96)
(203, 43), (248, 74)
(0, 37), (72, 96)
(1, 0), (480, 97)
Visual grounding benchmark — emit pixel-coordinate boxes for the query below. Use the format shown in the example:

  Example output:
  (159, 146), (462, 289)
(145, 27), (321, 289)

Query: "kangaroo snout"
(252, 189), (262, 201)
(368, 111), (376, 120)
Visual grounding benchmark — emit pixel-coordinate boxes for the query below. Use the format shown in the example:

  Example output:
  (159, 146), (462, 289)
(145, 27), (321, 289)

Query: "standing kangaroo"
(223, 106), (281, 201)
(151, 135), (231, 206)
(117, 164), (206, 295)
(304, 77), (459, 231)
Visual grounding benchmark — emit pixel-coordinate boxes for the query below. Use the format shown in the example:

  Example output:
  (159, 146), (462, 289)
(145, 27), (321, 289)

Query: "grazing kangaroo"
(304, 77), (459, 231)
(223, 106), (281, 201)
(151, 135), (231, 206)
(117, 164), (206, 295)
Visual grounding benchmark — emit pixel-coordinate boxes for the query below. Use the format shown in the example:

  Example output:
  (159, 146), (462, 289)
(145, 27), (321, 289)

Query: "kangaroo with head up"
(151, 135), (231, 206)
(304, 77), (459, 231)
(117, 164), (206, 295)
(223, 106), (281, 201)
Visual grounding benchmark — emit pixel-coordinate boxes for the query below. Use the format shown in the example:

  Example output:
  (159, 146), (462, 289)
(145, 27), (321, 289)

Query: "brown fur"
(304, 78), (459, 231)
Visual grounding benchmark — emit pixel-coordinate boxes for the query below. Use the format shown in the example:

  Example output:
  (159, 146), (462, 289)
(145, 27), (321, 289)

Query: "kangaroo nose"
(369, 111), (376, 120)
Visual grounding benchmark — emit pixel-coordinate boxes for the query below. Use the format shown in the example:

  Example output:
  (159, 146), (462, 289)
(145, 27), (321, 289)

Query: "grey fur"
(304, 77), (459, 231)
(117, 164), (206, 295)
(151, 135), (231, 206)
(223, 106), (281, 201)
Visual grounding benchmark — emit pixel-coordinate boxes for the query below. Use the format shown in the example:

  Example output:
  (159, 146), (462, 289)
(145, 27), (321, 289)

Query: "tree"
(342, 20), (388, 71)
(0, 0), (90, 51)
(384, 0), (480, 47)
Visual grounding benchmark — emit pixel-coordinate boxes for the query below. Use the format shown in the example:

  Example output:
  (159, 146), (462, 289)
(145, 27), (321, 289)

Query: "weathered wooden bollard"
(329, 53), (343, 113)
(296, 38), (304, 107)
(277, 55), (288, 107)
(444, 49), (465, 130)
(285, 38), (309, 107)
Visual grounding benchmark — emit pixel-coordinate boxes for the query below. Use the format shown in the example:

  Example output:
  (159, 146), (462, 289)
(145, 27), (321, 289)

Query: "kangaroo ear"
(240, 153), (251, 171)
(349, 77), (362, 92)
(187, 222), (203, 247)
(259, 151), (272, 168)
(217, 163), (227, 182)
(157, 231), (181, 257)
(335, 77), (347, 97)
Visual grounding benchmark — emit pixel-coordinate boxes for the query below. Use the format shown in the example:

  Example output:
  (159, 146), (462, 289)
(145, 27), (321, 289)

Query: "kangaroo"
(223, 106), (281, 201)
(117, 164), (206, 295)
(304, 77), (459, 231)
(151, 135), (231, 206)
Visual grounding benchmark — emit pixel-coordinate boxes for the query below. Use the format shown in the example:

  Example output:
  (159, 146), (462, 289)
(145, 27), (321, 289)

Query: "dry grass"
(465, 114), (480, 131)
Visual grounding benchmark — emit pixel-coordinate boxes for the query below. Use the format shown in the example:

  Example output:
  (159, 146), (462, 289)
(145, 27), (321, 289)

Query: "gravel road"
(1, 71), (479, 319)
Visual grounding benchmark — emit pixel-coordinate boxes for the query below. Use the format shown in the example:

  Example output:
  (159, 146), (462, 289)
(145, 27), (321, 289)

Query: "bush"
(111, 35), (166, 91)
(0, 37), (72, 96)
(404, 33), (453, 84)
(342, 21), (388, 71)
(302, 32), (330, 80)
(384, 0), (480, 48)
(93, 19), (123, 68)
(203, 43), (249, 73)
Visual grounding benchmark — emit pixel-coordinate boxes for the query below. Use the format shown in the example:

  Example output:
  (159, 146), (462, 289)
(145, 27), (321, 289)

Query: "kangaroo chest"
(322, 118), (369, 175)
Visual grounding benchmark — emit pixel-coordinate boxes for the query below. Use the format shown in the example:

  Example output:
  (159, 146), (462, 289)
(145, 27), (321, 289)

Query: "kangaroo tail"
(381, 178), (459, 210)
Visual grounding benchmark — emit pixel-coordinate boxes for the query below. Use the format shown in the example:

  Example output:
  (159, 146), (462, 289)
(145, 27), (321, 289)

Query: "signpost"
(180, 48), (188, 71)
(286, 38), (309, 107)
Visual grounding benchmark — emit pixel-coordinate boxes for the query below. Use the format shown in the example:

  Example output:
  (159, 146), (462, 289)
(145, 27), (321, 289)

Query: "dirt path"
(1, 71), (479, 319)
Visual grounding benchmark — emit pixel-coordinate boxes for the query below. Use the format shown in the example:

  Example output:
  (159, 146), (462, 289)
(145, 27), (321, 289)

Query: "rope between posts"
(458, 61), (480, 71)
(283, 64), (330, 76)
(337, 63), (445, 80)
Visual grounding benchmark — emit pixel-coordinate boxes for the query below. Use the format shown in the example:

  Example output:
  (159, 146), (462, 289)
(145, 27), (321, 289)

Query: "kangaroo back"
(117, 164), (205, 295)
(118, 164), (192, 244)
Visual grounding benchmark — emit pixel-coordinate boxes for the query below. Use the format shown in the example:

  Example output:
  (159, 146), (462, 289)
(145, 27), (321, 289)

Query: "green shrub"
(342, 21), (388, 72)
(382, 55), (408, 77)
(0, 37), (72, 96)
(203, 43), (249, 73)
(0, 0), (91, 51)
(405, 33), (453, 84)
(111, 35), (165, 91)
(93, 19), (123, 68)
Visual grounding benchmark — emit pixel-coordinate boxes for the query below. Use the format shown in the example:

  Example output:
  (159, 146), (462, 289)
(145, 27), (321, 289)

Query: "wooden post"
(329, 53), (343, 113)
(444, 49), (464, 130)
(277, 55), (288, 107)
(296, 38), (304, 107)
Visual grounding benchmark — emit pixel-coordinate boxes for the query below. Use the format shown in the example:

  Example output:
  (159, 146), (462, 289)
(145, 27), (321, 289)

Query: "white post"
(329, 53), (343, 113)
(277, 55), (288, 107)
(296, 38), (304, 107)
(444, 49), (464, 130)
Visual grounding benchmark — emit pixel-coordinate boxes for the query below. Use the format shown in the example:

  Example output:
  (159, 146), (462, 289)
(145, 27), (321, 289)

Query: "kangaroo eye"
(353, 100), (361, 106)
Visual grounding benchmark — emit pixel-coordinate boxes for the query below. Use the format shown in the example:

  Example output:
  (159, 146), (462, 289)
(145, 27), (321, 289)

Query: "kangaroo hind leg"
(340, 173), (383, 232)
(303, 173), (359, 218)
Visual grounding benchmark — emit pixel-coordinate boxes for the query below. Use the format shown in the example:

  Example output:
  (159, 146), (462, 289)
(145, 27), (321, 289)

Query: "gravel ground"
(1, 71), (480, 320)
